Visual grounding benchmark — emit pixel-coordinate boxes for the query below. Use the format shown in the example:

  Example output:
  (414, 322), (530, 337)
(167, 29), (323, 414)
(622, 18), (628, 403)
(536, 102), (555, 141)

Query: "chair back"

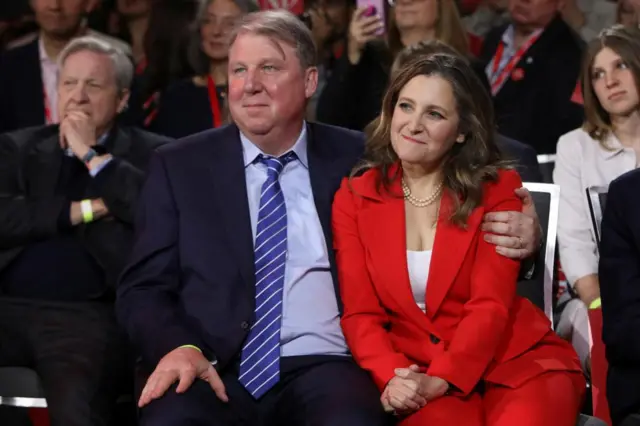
(536, 154), (556, 184)
(520, 182), (560, 326)
(586, 186), (608, 246)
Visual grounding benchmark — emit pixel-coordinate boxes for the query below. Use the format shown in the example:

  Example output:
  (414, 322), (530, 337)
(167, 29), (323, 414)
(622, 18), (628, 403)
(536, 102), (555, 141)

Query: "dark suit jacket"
(496, 134), (543, 183)
(116, 123), (365, 370)
(0, 124), (170, 294)
(0, 38), (46, 133)
(599, 168), (640, 424)
(480, 15), (584, 154)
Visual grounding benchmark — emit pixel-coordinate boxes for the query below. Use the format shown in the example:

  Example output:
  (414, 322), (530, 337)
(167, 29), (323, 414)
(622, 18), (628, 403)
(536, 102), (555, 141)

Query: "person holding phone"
(316, 0), (481, 131)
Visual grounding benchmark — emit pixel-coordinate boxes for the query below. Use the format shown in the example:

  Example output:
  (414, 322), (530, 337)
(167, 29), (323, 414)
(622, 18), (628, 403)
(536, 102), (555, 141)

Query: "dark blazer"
(116, 123), (364, 370)
(599, 168), (640, 425)
(0, 38), (46, 133)
(480, 15), (584, 154)
(0, 125), (170, 293)
(497, 134), (543, 183)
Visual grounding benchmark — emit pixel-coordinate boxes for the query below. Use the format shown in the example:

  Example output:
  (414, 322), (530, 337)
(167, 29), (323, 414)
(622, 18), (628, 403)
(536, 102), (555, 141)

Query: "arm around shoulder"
(332, 177), (412, 390)
(116, 151), (206, 368)
(427, 169), (524, 395)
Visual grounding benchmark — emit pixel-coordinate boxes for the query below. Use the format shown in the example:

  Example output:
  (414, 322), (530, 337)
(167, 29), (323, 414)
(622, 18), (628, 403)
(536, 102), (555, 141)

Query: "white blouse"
(554, 128), (637, 285)
(407, 250), (432, 312)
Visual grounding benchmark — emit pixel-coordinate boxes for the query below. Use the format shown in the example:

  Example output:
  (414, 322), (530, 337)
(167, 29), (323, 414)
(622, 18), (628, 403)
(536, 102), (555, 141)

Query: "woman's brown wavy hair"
(581, 24), (640, 147)
(387, 0), (470, 58)
(352, 52), (505, 227)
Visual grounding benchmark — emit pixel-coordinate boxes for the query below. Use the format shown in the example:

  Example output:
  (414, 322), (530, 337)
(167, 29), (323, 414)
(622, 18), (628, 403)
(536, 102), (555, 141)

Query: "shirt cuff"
(89, 157), (113, 177)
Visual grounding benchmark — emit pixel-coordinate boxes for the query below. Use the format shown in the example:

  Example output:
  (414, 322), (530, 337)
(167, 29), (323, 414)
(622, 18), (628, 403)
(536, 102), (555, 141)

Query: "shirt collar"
(240, 122), (308, 168)
(599, 132), (626, 160)
(38, 36), (56, 65)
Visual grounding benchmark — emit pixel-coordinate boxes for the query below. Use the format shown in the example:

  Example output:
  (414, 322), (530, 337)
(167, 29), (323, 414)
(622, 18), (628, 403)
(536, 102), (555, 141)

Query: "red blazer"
(332, 166), (582, 395)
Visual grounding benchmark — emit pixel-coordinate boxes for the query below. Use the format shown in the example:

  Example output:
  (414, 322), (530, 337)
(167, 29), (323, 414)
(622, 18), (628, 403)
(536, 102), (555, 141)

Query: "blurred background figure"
(121, 0), (199, 129)
(304, 0), (353, 120)
(317, 0), (477, 131)
(618, 0), (640, 25)
(148, 0), (257, 138)
(115, 0), (151, 65)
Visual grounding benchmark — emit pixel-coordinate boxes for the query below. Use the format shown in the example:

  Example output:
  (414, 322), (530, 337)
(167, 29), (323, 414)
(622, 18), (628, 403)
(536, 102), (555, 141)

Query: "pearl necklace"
(401, 178), (443, 208)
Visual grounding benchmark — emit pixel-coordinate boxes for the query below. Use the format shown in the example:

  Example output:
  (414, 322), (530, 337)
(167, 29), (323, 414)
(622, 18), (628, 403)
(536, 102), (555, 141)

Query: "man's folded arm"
(116, 152), (207, 368)
(0, 134), (68, 249)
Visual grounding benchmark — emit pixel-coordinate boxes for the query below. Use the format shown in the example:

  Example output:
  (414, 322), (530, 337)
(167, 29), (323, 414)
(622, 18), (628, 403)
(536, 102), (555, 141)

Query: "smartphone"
(356, 0), (386, 36)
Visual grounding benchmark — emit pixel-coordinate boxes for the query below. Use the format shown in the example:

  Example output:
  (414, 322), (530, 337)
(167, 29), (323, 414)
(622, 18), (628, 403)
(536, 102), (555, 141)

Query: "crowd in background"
(2, 0), (640, 425)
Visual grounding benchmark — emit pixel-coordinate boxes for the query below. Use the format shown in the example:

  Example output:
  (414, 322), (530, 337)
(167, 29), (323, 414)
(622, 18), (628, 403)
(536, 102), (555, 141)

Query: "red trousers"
(399, 371), (586, 426)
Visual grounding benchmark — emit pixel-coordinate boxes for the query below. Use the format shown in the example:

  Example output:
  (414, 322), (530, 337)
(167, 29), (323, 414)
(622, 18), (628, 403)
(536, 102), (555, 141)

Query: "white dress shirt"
(554, 128), (638, 285)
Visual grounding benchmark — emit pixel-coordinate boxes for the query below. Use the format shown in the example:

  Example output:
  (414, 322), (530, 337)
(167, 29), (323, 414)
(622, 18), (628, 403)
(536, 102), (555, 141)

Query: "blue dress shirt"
(240, 125), (348, 357)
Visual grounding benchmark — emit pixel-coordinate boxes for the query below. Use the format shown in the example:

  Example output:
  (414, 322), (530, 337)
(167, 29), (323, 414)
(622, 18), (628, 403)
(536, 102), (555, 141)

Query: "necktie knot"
(257, 152), (296, 177)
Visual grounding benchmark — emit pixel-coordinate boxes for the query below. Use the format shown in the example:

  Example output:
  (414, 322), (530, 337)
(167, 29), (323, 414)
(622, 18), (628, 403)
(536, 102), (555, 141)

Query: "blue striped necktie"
(238, 152), (296, 399)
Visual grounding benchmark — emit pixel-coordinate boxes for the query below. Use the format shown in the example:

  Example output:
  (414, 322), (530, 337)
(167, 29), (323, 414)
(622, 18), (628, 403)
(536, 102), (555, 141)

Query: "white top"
(554, 128), (637, 285)
(407, 250), (433, 313)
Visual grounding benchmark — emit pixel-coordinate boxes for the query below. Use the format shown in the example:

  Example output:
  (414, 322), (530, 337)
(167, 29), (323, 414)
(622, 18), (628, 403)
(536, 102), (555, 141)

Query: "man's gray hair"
(58, 36), (134, 92)
(229, 10), (317, 69)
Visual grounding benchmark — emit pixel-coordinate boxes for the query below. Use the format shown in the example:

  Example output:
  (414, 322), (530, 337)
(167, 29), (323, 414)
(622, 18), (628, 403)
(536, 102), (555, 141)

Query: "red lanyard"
(489, 31), (541, 95)
(207, 75), (223, 128)
(43, 87), (52, 124)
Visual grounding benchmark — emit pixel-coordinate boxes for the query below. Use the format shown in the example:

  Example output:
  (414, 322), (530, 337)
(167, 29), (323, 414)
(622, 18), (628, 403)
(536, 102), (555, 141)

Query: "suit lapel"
(360, 192), (434, 328)
(425, 192), (483, 316)
(207, 125), (256, 296)
(106, 126), (132, 158)
(22, 39), (46, 126)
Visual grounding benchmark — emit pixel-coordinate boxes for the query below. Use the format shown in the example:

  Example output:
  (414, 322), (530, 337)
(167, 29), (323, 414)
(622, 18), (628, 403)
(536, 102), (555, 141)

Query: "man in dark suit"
(599, 168), (640, 426)
(0, 36), (169, 426)
(117, 10), (542, 426)
(480, 0), (584, 154)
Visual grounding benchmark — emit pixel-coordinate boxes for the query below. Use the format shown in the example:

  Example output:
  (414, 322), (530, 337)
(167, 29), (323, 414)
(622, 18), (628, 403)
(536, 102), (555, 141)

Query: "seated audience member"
(554, 25), (640, 371)
(115, 0), (151, 66)
(390, 39), (543, 183)
(150, 0), (257, 138)
(560, 0), (616, 42)
(480, 0), (584, 154)
(116, 10), (542, 426)
(121, 0), (199, 128)
(0, 0), (130, 134)
(599, 168), (640, 426)
(332, 52), (584, 425)
(304, 0), (354, 121)
(317, 0), (482, 131)
(0, 36), (169, 426)
(618, 0), (640, 25)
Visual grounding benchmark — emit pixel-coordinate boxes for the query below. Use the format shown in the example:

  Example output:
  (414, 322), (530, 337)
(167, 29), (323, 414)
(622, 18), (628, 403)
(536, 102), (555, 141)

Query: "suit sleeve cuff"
(89, 157), (114, 177)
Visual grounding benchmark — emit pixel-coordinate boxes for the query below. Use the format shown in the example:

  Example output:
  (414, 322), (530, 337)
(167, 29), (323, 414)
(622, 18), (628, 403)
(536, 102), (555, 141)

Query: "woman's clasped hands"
(381, 364), (450, 416)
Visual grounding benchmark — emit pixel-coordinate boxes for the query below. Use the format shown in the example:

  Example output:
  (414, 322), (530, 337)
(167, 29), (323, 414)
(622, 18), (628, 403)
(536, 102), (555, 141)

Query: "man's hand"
(59, 111), (97, 159)
(394, 366), (449, 401)
(138, 347), (228, 408)
(481, 187), (541, 260)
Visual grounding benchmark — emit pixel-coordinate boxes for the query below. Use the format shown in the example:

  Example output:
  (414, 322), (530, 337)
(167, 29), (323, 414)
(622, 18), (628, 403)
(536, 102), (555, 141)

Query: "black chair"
(0, 367), (47, 408)
(519, 182), (560, 325)
(586, 186), (608, 247)
(537, 154), (557, 184)
(577, 413), (609, 425)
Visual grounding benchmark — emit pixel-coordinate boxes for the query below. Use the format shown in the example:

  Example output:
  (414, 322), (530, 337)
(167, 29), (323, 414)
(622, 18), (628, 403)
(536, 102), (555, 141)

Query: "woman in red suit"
(332, 50), (585, 425)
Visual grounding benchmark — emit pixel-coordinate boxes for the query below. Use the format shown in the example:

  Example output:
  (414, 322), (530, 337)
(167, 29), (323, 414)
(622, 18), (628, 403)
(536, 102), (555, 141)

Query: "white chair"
(536, 154), (557, 184)
(521, 182), (560, 326)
